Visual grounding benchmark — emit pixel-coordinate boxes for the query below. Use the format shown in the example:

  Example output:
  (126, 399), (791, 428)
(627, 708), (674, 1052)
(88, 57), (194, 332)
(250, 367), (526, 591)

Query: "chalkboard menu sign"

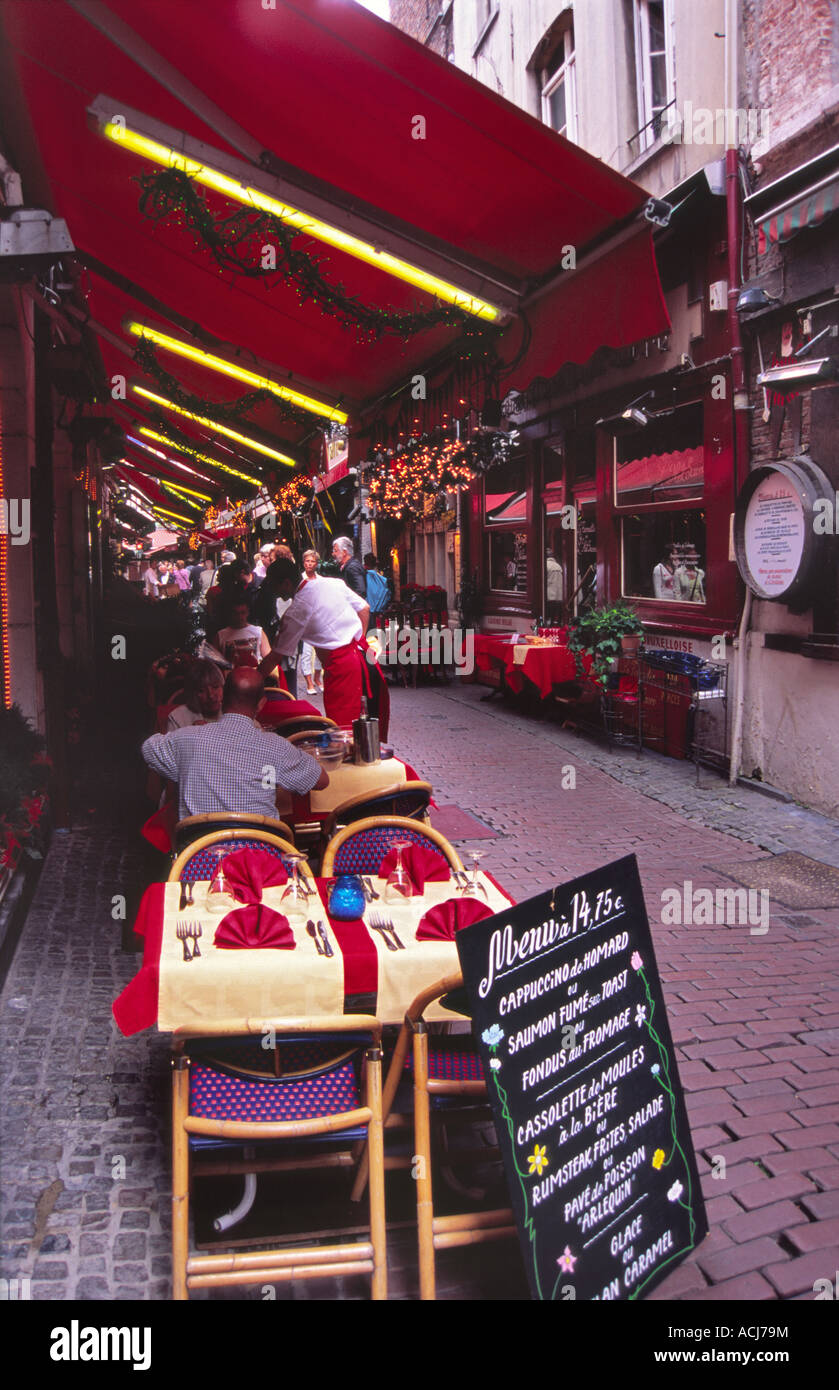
(456, 854), (707, 1301)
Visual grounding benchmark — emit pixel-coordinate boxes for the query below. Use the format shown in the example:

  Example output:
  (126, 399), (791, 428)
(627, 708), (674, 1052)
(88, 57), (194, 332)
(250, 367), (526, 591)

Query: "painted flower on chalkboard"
(489, 1057), (501, 1071)
(635, 1004), (647, 1027)
(667, 1180), (684, 1203)
(527, 1144), (548, 1177)
(631, 951), (643, 971)
(652, 1148), (666, 1170)
(651, 1063), (660, 1075)
(482, 1024), (504, 1050)
(557, 1246), (577, 1273)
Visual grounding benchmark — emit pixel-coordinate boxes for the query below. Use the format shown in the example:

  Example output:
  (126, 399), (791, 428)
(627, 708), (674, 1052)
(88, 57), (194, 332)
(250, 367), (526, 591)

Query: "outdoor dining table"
(284, 755), (424, 827)
(474, 634), (587, 699)
(112, 870), (514, 1037)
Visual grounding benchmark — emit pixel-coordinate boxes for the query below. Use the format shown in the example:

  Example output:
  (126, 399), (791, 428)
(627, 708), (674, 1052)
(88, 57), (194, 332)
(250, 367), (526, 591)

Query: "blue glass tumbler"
(327, 875), (367, 921)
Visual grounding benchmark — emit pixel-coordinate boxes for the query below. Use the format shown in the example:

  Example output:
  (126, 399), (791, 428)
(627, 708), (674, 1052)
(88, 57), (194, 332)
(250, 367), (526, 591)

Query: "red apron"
(321, 638), (390, 740)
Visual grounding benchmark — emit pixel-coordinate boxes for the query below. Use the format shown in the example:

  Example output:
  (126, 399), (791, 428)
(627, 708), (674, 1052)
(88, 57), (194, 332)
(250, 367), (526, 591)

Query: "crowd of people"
(138, 535), (393, 827)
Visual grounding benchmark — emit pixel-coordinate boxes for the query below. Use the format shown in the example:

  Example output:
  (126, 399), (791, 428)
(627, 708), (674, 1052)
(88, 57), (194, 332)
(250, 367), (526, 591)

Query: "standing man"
(143, 559), (159, 600)
(332, 536), (367, 599)
(363, 553), (391, 615)
(259, 557), (389, 737)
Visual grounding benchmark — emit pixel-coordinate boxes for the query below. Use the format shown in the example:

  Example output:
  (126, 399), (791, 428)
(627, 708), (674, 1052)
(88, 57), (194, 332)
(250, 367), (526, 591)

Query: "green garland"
(133, 336), (332, 431)
(136, 167), (500, 345)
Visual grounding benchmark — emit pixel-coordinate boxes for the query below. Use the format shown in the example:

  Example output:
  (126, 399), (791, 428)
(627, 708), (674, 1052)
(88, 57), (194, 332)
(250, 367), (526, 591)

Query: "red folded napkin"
(416, 897), (494, 941)
(378, 842), (450, 896)
(218, 847), (288, 904)
(214, 904), (295, 949)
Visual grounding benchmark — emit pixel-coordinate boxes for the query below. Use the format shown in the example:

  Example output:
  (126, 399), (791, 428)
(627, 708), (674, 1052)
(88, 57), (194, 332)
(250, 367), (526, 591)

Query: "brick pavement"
(0, 681), (837, 1300)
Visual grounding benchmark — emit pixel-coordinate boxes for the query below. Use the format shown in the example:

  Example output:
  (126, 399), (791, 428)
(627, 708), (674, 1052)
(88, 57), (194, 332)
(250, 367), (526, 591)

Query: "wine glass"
(205, 850), (234, 915)
(281, 853), (309, 910)
(384, 838), (414, 905)
(459, 850), (488, 901)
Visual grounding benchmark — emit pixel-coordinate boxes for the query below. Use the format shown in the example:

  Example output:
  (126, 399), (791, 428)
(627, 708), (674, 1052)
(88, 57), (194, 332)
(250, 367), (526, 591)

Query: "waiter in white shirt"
(259, 557), (390, 738)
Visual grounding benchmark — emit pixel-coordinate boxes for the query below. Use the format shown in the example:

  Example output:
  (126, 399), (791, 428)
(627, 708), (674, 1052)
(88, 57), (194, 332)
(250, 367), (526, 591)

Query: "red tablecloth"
(474, 635), (580, 699)
(112, 870), (511, 1037)
(256, 697), (322, 727)
(113, 878), (379, 1036)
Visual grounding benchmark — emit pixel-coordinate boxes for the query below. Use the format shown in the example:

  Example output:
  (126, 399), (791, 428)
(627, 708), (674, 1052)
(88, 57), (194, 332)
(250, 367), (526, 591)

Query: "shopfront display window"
(615, 402), (703, 505)
(484, 458), (527, 523)
(622, 512), (707, 604)
(489, 530), (528, 594)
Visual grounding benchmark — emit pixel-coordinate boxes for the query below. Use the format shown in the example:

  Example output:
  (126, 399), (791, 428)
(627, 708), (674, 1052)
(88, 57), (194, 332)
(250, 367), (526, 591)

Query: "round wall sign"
(734, 456), (833, 610)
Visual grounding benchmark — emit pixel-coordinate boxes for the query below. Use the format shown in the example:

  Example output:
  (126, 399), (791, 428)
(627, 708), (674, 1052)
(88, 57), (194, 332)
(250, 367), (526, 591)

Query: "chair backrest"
(174, 812), (294, 853)
(321, 816), (463, 877)
(324, 782), (432, 838)
(277, 716), (337, 740)
(263, 687), (293, 701)
(169, 829), (313, 884)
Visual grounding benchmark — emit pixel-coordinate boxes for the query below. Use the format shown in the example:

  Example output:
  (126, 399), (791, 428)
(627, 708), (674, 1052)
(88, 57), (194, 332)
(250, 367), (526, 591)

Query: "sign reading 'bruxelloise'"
(456, 854), (707, 1301)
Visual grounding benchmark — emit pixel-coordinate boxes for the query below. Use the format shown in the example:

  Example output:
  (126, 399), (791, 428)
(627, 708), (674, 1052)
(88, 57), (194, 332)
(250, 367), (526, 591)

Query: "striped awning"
(757, 172), (839, 252)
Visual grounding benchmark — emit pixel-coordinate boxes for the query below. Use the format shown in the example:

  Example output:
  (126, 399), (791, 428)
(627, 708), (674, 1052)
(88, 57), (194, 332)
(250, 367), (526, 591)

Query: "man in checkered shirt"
(141, 668), (327, 820)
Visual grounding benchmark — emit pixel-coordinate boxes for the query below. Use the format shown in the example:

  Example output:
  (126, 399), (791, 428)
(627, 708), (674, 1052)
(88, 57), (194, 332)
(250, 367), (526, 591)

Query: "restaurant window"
(484, 457), (527, 523)
(622, 512), (707, 604)
(489, 530), (528, 594)
(614, 402), (703, 505)
(632, 0), (674, 153)
(540, 19), (577, 142)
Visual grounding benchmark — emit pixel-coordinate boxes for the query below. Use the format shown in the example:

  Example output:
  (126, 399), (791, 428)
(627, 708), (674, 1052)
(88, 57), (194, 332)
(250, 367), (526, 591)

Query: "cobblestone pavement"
(1, 680), (837, 1301)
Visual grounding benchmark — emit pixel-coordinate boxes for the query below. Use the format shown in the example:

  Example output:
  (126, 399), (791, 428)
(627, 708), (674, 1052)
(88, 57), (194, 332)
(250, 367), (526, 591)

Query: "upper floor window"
(633, 0), (674, 154)
(541, 22), (577, 142)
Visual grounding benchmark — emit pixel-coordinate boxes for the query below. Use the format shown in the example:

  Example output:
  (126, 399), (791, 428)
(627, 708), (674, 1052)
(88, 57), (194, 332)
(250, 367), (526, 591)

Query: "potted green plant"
(566, 601), (644, 688)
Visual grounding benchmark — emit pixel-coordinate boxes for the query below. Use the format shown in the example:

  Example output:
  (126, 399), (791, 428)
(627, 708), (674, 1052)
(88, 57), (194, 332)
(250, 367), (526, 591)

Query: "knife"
(178, 880), (188, 911)
(317, 920), (334, 958)
(364, 876), (380, 900)
(306, 920), (324, 955)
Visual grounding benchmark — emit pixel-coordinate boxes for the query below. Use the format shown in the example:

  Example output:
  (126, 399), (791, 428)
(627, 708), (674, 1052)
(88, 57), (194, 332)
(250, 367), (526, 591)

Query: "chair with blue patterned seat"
(171, 1015), (387, 1300)
(169, 829), (314, 889)
(351, 970), (513, 1300)
(320, 816), (463, 880)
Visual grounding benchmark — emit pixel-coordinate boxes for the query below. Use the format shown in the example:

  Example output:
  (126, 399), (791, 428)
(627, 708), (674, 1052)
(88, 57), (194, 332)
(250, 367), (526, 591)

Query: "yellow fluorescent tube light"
(163, 481), (214, 504)
(126, 322), (347, 424)
(161, 485), (202, 511)
(155, 507), (194, 526)
(137, 427), (262, 487)
(103, 121), (501, 322)
(132, 386), (293, 472)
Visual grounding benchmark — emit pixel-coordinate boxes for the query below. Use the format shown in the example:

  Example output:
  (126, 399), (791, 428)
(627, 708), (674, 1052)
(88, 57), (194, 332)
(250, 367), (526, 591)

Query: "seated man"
(142, 667), (328, 821)
(166, 659), (224, 730)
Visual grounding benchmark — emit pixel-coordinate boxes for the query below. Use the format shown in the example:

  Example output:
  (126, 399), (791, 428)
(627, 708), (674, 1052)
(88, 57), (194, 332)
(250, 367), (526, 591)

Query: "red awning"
(2, 0), (669, 472)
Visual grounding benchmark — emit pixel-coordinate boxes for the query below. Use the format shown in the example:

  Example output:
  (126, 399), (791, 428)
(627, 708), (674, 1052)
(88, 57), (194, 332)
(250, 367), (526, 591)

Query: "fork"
(187, 920), (202, 958)
(370, 911), (405, 951)
(176, 921), (192, 962)
(368, 911), (398, 952)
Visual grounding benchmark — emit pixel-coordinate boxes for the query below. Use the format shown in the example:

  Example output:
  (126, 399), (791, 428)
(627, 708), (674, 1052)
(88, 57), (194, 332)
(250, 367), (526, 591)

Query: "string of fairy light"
(366, 427), (517, 520)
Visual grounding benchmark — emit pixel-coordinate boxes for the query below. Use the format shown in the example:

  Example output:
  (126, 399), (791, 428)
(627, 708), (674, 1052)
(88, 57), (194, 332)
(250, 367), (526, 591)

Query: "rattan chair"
(276, 715), (337, 740)
(169, 829), (314, 889)
(354, 970), (514, 1300)
(173, 813), (295, 854)
(320, 782), (433, 844)
(171, 1016), (387, 1300)
(321, 816), (463, 878)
